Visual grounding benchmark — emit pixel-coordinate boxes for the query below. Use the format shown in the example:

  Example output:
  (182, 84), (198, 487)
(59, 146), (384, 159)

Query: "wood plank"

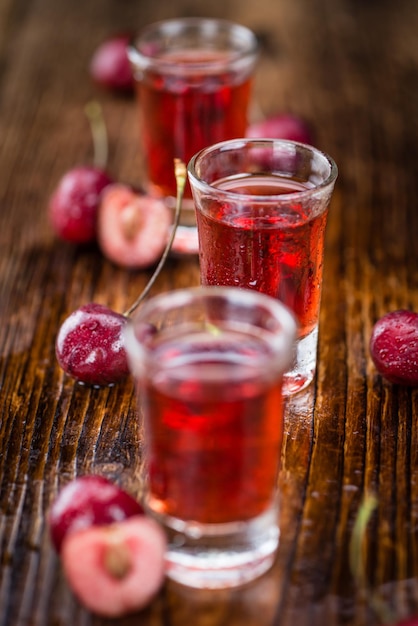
(1, 0), (418, 624)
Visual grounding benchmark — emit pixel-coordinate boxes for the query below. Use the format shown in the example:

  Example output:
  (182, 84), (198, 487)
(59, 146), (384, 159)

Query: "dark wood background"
(1, 0), (418, 624)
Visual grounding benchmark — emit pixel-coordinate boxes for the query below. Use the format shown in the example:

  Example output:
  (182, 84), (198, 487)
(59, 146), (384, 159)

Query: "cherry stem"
(123, 159), (187, 317)
(349, 492), (378, 590)
(84, 100), (108, 170)
(349, 493), (396, 624)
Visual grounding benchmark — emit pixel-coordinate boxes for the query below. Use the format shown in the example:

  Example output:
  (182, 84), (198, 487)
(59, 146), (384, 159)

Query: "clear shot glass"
(124, 286), (296, 588)
(188, 138), (338, 395)
(128, 18), (258, 237)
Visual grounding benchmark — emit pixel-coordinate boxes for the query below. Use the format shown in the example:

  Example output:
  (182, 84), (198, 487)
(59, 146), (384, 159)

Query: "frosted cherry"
(55, 303), (129, 386)
(49, 475), (143, 553)
(370, 310), (418, 385)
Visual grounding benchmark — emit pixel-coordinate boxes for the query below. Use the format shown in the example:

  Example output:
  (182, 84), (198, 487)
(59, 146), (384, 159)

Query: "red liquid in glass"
(196, 174), (328, 338)
(136, 50), (253, 198)
(142, 331), (284, 524)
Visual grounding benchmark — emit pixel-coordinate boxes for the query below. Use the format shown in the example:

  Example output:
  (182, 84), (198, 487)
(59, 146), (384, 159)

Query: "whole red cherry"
(90, 35), (134, 93)
(246, 113), (314, 145)
(370, 310), (418, 385)
(49, 166), (113, 243)
(49, 475), (143, 553)
(56, 302), (129, 386)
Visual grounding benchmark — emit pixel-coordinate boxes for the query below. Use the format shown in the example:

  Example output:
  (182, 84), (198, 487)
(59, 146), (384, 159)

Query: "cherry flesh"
(246, 113), (314, 145)
(49, 166), (113, 243)
(370, 310), (418, 385)
(61, 516), (166, 617)
(97, 183), (172, 268)
(49, 475), (143, 553)
(90, 35), (134, 93)
(55, 303), (129, 386)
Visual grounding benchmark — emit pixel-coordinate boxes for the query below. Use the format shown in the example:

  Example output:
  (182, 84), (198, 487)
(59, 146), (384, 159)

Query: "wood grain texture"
(1, 0), (418, 624)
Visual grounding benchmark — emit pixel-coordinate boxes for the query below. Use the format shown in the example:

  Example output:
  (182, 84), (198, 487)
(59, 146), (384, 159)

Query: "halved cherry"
(61, 516), (166, 617)
(97, 183), (172, 268)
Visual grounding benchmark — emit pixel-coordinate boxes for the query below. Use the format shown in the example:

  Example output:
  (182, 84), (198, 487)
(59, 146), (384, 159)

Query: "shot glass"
(188, 138), (338, 395)
(128, 18), (258, 234)
(124, 286), (296, 589)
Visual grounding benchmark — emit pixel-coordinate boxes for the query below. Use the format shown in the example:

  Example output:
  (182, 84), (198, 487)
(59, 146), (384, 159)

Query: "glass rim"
(128, 17), (259, 73)
(187, 137), (338, 202)
(124, 285), (297, 364)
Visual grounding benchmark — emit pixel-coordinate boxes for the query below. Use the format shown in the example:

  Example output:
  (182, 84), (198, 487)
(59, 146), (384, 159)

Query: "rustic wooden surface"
(1, 0), (418, 624)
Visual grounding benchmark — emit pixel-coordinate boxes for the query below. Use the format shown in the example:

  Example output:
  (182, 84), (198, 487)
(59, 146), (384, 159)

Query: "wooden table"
(1, 0), (418, 624)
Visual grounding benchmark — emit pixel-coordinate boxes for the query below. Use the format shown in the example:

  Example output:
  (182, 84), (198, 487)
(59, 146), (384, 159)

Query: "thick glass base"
(151, 504), (279, 589)
(282, 326), (318, 396)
